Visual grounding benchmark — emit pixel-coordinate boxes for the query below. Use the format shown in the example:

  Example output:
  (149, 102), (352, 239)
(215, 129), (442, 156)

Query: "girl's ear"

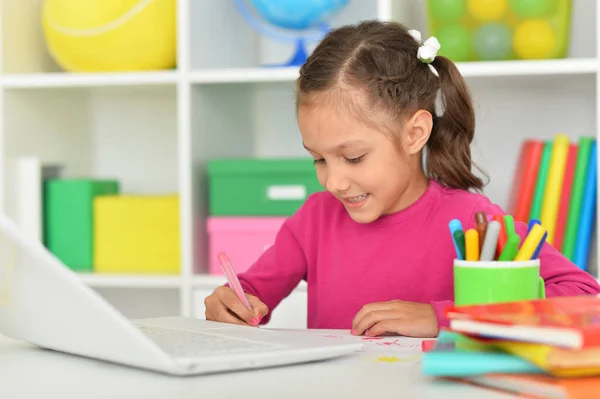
(403, 109), (433, 155)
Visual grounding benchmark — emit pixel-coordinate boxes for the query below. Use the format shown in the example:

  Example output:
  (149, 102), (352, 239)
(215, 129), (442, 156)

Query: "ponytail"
(425, 56), (487, 192)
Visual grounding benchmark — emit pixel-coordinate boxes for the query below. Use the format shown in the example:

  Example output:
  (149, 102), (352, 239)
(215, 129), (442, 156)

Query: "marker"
(492, 214), (507, 258)
(498, 234), (520, 261)
(531, 231), (547, 260)
(475, 212), (488, 251)
(504, 215), (516, 238)
(465, 229), (479, 261)
(515, 224), (547, 261)
(528, 219), (541, 233)
(479, 220), (500, 261)
(449, 219), (464, 260)
(453, 229), (466, 260)
(217, 252), (252, 310)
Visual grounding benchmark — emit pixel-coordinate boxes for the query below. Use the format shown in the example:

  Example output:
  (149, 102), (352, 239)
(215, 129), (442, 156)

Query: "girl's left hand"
(351, 300), (438, 338)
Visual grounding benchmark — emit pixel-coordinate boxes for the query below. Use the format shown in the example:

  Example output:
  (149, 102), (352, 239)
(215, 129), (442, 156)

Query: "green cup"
(454, 259), (545, 306)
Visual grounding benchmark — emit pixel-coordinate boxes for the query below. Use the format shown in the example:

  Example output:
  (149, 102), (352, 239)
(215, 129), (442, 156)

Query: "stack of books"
(423, 295), (600, 398)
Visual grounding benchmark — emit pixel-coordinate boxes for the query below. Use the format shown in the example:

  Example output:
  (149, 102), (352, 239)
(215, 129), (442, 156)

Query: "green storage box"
(207, 158), (323, 216)
(44, 179), (119, 272)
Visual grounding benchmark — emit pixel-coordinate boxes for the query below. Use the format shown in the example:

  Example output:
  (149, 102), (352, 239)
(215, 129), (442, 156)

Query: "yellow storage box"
(93, 195), (180, 274)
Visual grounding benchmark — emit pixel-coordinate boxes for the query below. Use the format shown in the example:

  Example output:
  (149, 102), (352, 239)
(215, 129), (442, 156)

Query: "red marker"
(492, 214), (507, 259)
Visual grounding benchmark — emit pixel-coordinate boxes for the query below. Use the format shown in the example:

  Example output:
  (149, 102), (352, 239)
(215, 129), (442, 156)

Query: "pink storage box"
(206, 217), (287, 275)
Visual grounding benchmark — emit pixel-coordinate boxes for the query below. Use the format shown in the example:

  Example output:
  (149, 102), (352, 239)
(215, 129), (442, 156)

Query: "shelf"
(190, 67), (300, 84)
(457, 58), (599, 77)
(1, 71), (179, 89)
(189, 58), (598, 85)
(77, 273), (182, 288)
(192, 274), (308, 291)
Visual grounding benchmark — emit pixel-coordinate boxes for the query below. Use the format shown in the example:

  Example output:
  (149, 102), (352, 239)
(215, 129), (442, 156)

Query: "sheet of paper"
(268, 328), (427, 365)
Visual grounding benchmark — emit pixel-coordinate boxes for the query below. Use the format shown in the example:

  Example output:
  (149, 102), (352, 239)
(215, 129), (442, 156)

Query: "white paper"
(267, 329), (426, 365)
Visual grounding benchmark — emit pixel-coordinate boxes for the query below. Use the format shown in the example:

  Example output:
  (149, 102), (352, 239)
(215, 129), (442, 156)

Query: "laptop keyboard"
(134, 324), (282, 358)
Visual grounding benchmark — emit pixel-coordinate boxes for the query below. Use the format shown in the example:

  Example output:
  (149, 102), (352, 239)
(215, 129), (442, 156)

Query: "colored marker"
(528, 219), (541, 233)
(498, 234), (521, 261)
(492, 214), (507, 258)
(217, 252), (252, 310)
(465, 229), (479, 261)
(475, 212), (488, 251)
(453, 229), (466, 260)
(480, 220), (500, 261)
(504, 215), (516, 238)
(514, 224), (547, 261)
(449, 219), (464, 260)
(531, 231), (547, 260)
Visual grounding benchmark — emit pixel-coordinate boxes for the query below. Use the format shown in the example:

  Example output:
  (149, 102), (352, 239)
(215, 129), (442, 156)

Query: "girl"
(204, 20), (600, 338)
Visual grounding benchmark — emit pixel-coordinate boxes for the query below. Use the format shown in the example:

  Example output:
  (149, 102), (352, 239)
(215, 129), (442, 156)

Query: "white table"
(0, 332), (515, 399)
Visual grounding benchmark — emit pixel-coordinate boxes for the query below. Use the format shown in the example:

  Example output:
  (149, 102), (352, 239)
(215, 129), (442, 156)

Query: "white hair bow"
(408, 29), (441, 77)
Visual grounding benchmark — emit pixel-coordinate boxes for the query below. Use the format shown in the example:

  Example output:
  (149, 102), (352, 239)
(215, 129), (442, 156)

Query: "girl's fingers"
(248, 295), (269, 320)
(215, 287), (255, 324)
(352, 302), (401, 333)
(353, 309), (398, 336)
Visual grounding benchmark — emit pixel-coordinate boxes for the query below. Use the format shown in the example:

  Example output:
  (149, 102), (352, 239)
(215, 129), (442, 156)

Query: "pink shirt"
(237, 180), (600, 330)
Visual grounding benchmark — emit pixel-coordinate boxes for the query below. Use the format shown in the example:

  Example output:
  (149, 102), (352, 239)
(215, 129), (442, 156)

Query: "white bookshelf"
(0, 0), (598, 324)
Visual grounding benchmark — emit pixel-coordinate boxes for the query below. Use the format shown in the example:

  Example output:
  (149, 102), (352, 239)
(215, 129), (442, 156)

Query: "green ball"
(429, 0), (467, 22)
(473, 23), (512, 60)
(436, 25), (472, 61)
(509, 0), (557, 17)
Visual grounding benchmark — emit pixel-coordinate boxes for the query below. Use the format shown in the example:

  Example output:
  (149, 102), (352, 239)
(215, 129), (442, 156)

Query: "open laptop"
(0, 213), (362, 375)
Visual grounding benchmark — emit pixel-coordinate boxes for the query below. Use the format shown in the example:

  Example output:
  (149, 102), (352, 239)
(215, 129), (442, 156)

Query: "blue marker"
(528, 219), (541, 234)
(531, 231), (547, 260)
(449, 219), (464, 260)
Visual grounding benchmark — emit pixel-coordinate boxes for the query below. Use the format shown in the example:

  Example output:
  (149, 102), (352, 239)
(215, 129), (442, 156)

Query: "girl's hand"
(351, 300), (438, 338)
(204, 286), (269, 327)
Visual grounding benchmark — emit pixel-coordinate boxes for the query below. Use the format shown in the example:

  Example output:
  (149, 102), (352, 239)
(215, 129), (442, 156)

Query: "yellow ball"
(513, 19), (556, 59)
(42, 0), (177, 72)
(468, 0), (508, 21)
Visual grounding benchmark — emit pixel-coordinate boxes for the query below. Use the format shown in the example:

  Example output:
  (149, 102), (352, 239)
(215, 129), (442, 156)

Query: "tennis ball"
(509, 0), (558, 18)
(42, 0), (177, 72)
(429, 0), (467, 22)
(468, 0), (508, 21)
(513, 19), (556, 59)
(474, 23), (512, 60)
(436, 24), (472, 62)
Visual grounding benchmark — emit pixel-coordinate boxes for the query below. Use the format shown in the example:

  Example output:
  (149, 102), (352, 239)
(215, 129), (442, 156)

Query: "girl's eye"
(346, 155), (365, 164)
(313, 158), (325, 165)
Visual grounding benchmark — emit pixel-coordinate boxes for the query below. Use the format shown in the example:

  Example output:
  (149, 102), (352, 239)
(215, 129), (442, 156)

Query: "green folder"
(529, 141), (552, 221)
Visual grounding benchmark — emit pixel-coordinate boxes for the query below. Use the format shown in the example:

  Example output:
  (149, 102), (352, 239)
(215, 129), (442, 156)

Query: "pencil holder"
(453, 259), (545, 307)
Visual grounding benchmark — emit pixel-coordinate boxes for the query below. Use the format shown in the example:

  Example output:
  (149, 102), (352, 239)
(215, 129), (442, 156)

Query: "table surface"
(0, 330), (516, 399)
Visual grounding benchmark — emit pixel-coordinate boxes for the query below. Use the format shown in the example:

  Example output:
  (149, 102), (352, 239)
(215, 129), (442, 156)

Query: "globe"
(236, 0), (349, 66)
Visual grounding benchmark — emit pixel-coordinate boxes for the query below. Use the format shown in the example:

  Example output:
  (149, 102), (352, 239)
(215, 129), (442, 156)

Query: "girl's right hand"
(204, 286), (269, 327)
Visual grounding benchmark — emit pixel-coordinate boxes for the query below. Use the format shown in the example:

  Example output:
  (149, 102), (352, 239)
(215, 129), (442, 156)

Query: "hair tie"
(408, 29), (441, 78)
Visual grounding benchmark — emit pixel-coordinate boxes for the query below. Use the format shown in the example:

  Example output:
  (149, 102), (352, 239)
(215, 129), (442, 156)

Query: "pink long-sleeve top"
(237, 179), (600, 330)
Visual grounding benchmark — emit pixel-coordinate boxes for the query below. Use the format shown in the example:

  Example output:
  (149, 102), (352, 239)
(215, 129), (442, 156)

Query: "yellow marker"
(465, 228), (480, 261)
(515, 224), (546, 261)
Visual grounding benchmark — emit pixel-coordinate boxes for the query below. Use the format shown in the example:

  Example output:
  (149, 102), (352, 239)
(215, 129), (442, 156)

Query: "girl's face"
(298, 99), (431, 224)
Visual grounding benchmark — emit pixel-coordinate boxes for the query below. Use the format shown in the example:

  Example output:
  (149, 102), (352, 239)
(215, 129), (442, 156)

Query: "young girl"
(204, 20), (600, 338)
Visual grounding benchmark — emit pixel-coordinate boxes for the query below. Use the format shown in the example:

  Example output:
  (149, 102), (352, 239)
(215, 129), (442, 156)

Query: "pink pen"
(217, 252), (252, 310)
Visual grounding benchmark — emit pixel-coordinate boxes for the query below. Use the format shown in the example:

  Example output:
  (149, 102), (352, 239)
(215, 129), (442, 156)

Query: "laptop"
(0, 213), (362, 375)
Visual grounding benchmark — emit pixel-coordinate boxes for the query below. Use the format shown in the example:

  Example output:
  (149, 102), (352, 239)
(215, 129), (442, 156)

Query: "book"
(469, 336), (600, 377)
(446, 295), (600, 350)
(553, 144), (578, 252)
(509, 139), (544, 223)
(421, 330), (542, 377)
(447, 373), (600, 399)
(11, 156), (63, 242)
